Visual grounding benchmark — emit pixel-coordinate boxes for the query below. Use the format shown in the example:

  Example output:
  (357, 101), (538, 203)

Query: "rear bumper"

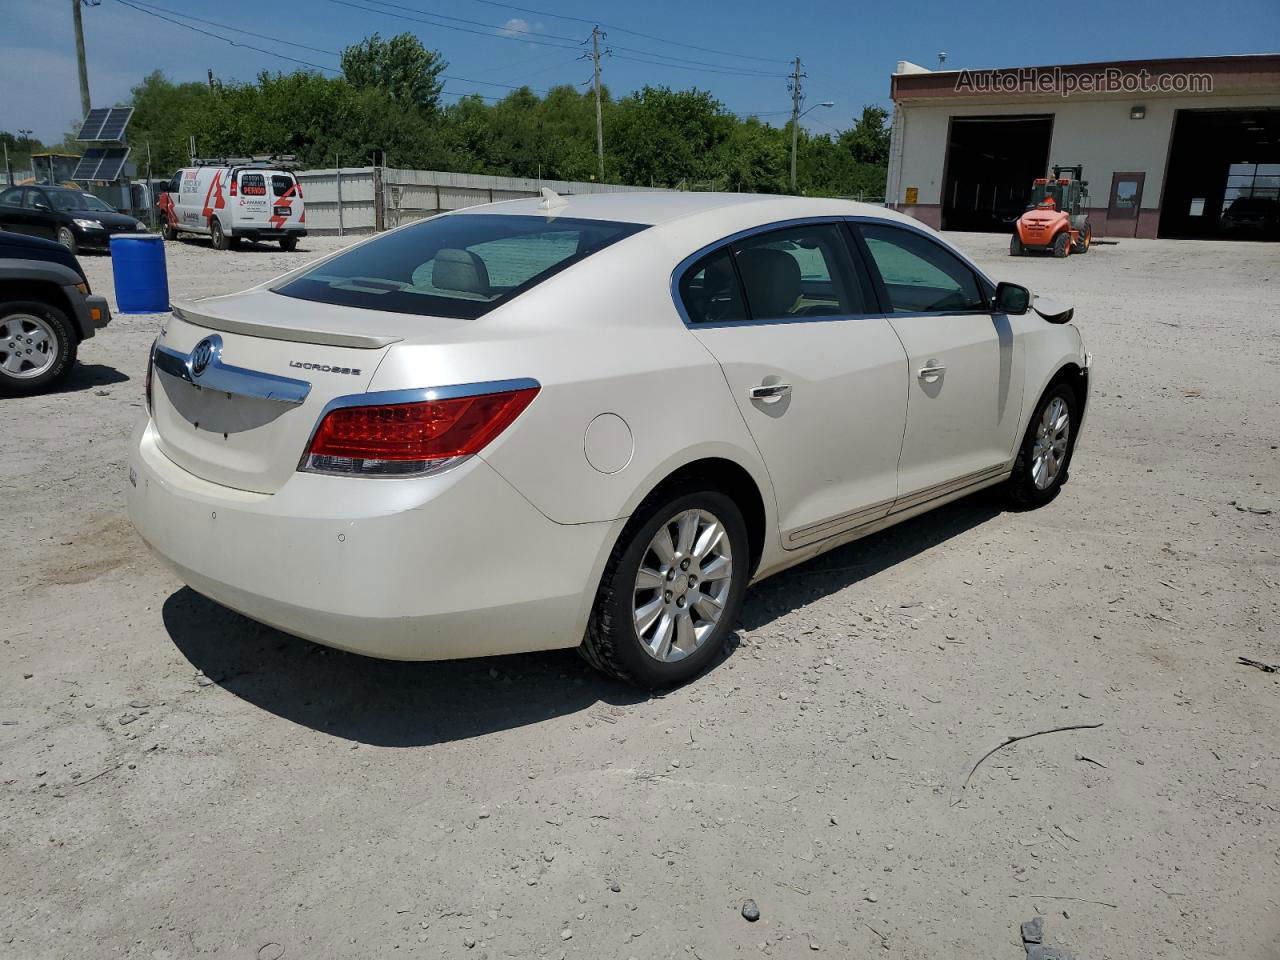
(229, 228), (307, 240)
(126, 418), (619, 661)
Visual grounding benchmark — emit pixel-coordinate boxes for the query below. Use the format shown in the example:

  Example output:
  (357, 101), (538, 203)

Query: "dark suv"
(0, 230), (112, 394)
(0, 184), (147, 255)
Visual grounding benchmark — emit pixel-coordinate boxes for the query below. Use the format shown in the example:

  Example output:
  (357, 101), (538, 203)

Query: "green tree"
(839, 105), (891, 166)
(340, 33), (446, 116)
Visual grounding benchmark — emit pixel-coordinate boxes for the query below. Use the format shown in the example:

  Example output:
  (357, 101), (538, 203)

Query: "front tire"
(581, 487), (750, 688)
(1074, 224), (1092, 254)
(210, 218), (229, 251)
(56, 226), (78, 256)
(1052, 232), (1071, 258)
(0, 301), (77, 396)
(161, 216), (178, 242)
(1009, 234), (1024, 257)
(1007, 381), (1078, 508)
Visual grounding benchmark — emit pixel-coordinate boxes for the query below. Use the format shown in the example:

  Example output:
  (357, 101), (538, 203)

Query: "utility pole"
(788, 56), (804, 194)
(72, 0), (92, 118)
(590, 26), (605, 182)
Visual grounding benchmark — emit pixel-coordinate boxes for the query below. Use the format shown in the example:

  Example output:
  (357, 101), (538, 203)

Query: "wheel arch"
(630, 455), (769, 578)
(0, 282), (79, 340)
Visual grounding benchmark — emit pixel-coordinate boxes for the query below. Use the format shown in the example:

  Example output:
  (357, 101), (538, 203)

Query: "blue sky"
(3, 0), (1278, 143)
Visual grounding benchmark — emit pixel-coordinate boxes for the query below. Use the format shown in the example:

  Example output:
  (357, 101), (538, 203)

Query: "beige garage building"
(885, 53), (1280, 240)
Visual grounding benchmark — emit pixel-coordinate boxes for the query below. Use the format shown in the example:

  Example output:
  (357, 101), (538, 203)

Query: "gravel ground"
(2, 229), (1277, 960)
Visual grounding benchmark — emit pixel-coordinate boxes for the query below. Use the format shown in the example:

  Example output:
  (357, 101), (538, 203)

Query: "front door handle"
(749, 382), (792, 402)
(917, 361), (946, 382)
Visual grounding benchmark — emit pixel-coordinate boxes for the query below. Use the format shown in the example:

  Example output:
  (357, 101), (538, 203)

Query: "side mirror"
(994, 281), (1031, 315)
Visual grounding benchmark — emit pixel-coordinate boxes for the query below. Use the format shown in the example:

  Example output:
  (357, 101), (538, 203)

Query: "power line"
(323, 0), (585, 52)
(114, 0), (553, 96)
(353, 0), (582, 44)
(113, 0), (340, 71)
(450, 0), (789, 64)
(609, 44), (780, 77)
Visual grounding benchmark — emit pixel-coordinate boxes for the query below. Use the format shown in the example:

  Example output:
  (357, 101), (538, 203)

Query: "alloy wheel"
(632, 508), (733, 662)
(1031, 397), (1070, 490)
(0, 313), (58, 379)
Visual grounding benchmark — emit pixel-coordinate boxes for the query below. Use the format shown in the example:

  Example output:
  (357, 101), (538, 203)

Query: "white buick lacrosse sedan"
(128, 192), (1089, 687)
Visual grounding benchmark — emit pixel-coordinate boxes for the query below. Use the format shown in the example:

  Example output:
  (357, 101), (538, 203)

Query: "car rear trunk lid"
(150, 291), (468, 494)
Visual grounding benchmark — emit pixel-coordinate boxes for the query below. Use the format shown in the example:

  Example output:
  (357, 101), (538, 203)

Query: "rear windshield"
(271, 175), (295, 197)
(274, 214), (647, 319)
(239, 173), (267, 196)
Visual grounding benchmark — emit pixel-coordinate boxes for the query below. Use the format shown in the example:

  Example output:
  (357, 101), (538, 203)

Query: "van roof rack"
(190, 155), (299, 170)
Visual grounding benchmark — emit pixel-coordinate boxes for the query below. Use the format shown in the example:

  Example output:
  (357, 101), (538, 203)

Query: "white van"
(159, 160), (306, 251)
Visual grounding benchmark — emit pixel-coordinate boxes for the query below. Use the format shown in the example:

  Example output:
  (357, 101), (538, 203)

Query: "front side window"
(858, 223), (986, 313)
(732, 223), (866, 321)
(275, 214), (647, 319)
(0, 187), (23, 206)
(239, 173), (267, 196)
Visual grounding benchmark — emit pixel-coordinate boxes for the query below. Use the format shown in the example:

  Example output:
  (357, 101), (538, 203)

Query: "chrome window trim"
(296, 377), (542, 479)
(670, 216), (885, 329)
(153, 334), (312, 405)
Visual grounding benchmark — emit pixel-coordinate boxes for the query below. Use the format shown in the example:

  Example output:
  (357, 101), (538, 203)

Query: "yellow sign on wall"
(904, 187), (919, 205)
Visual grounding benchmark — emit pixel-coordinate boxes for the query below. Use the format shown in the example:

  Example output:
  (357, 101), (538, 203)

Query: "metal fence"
(295, 166), (661, 235)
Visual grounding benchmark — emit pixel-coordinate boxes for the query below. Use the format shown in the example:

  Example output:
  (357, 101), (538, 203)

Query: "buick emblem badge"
(190, 338), (214, 377)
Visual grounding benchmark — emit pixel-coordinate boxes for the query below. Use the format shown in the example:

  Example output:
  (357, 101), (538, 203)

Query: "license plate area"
(273, 205), (291, 217)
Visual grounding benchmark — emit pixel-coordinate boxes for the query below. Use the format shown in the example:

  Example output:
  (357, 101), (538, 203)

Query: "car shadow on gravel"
(738, 492), (1004, 629)
(51, 362), (129, 393)
(162, 588), (647, 747)
(162, 492), (1002, 746)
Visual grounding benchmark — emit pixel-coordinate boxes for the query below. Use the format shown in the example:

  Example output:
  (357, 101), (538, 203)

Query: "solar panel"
(72, 148), (106, 180)
(97, 107), (134, 142)
(94, 147), (130, 182)
(76, 108), (111, 142)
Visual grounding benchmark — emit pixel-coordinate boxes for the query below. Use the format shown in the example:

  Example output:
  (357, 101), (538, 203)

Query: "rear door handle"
(917, 361), (946, 382)
(749, 383), (792, 402)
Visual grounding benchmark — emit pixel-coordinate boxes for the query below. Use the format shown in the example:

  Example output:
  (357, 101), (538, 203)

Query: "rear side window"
(274, 214), (647, 319)
(679, 249), (747, 324)
(239, 173), (266, 196)
(0, 187), (23, 206)
(858, 223), (986, 313)
(732, 223), (867, 320)
(271, 175), (295, 197)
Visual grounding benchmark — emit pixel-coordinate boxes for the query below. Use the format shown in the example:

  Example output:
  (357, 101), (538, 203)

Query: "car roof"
(465, 190), (907, 228)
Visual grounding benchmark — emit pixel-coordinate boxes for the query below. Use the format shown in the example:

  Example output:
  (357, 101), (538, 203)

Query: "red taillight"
(229, 177), (238, 197)
(301, 386), (538, 477)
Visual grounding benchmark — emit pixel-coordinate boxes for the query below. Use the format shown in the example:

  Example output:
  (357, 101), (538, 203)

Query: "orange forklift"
(1010, 165), (1092, 257)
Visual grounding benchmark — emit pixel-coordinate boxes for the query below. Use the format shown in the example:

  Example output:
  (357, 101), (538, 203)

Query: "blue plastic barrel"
(109, 234), (170, 314)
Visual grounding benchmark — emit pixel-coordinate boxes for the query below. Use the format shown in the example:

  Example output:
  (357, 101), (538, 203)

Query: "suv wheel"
(580, 486), (750, 688)
(57, 226), (78, 256)
(0, 301), (77, 395)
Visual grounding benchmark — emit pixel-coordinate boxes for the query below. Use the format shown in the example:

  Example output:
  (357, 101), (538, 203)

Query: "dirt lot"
(2, 228), (1277, 960)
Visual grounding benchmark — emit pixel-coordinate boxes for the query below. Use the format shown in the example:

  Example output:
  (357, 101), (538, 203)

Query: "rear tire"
(210, 218), (229, 251)
(1052, 232), (1071, 258)
(1074, 224), (1092, 254)
(1009, 234), (1024, 257)
(280, 236), (298, 252)
(0, 300), (77, 396)
(580, 486), (750, 688)
(1007, 381), (1079, 508)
